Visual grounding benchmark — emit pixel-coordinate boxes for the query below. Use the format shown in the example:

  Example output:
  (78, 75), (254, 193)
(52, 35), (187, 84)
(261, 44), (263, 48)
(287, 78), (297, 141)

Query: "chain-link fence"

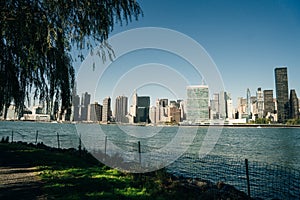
(168, 153), (300, 200)
(1, 129), (299, 199)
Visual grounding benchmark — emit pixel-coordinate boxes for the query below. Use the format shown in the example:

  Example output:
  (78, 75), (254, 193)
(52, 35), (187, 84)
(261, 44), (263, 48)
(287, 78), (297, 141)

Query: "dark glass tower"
(102, 97), (111, 123)
(263, 90), (274, 117)
(274, 67), (289, 123)
(289, 89), (299, 119)
(136, 96), (150, 123)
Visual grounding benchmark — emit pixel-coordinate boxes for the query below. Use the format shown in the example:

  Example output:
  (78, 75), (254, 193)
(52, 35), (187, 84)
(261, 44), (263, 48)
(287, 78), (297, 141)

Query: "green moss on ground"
(1, 142), (251, 200)
(0, 142), (201, 200)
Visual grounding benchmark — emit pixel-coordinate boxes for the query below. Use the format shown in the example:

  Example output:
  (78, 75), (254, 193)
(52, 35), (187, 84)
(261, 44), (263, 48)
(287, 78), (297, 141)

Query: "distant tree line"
(0, 0), (142, 119)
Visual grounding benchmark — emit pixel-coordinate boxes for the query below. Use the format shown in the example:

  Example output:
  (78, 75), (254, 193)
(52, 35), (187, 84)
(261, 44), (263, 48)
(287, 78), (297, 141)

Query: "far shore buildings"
(2, 67), (300, 124)
(128, 91), (150, 124)
(22, 106), (50, 121)
(290, 89), (299, 119)
(114, 95), (128, 123)
(186, 85), (209, 124)
(263, 90), (274, 117)
(275, 67), (289, 123)
(210, 91), (233, 120)
(88, 102), (102, 122)
(80, 92), (91, 121)
(102, 97), (112, 123)
(150, 99), (182, 124)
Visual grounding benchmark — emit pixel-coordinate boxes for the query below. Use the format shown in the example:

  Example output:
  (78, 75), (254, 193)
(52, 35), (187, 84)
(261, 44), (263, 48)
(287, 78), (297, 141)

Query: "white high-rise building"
(186, 85), (209, 124)
(114, 95), (128, 123)
(150, 106), (156, 124)
(179, 100), (186, 121)
(128, 91), (138, 123)
(226, 93), (234, 119)
(80, 92), (91, 121)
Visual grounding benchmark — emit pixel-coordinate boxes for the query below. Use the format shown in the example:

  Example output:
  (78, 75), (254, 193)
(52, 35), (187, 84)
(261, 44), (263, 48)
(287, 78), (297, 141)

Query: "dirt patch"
(0, 166), (46, 200)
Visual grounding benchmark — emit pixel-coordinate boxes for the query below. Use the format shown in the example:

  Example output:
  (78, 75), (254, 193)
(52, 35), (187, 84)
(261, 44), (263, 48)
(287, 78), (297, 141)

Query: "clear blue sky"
(75, 0), (300, 107)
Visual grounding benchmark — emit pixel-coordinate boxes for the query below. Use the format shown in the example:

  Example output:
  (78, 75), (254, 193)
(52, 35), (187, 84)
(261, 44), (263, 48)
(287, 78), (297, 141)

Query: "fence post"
(35, 130), (38, 145)
(56, 132), (60, 149)
(245, 159), (251, 198)
(138, 141), (141, 164)
(104, 136), (107, 159)
(11, 130), (14, 143)
(78, 134), (82, 155)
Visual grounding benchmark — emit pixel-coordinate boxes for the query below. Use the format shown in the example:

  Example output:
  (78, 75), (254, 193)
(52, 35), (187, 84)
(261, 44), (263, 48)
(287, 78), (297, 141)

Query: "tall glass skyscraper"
(289, 89), (299, 119)
(102, 97), (111, 123)
(256, 88), (264, 118)
(275, 67), (289, 123)
(263, 90), (274, 117)
(80, 92), (91, 121)
(136, 96), (150, 123)
(186, 85), (209, 124)
(114, 96), (128, 123)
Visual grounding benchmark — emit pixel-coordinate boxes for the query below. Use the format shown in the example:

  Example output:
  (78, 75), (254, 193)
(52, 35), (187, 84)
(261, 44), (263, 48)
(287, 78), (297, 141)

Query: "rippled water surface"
(1, 121), (299, 199)
(0, 121), (299, 169)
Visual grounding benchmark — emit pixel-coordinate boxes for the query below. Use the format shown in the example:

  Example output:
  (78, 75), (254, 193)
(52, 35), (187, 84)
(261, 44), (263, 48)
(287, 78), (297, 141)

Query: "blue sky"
(75, 0), (300, 107)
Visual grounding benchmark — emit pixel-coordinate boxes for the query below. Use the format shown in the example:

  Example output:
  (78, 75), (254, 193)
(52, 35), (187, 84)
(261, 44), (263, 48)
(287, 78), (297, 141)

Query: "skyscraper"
(72, 95), (80, 121)
(114, 95), (128, 123)
(150, 106), (157, 124)
(219, 91), (228, 119)
(159, 99), (168, 107)
(155, 98), (168, 123)
(275, 67), (289, 123)
(129, 91), (138, 122)
(256, 88), (264, 118)
(226, 93), (233, 119)
(179, 100), (186, 121)
(128, 91), (150, 123)
(263, 90), (274, 117)
(289, 89), (299, 119)
(88, 102), (102, 122)
(71, 82), (80, 121)
(210, 93), (220, 119)
(102, 97), (112, 123)
(80, 92), (91, 121)
(168, 104), (181, 123)
(186, 85), (209, 124)
(136, 96), (150, 123)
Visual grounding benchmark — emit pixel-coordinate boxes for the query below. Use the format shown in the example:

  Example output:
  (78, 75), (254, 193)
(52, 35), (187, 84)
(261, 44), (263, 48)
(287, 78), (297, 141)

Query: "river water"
(0, 121), (299, 199)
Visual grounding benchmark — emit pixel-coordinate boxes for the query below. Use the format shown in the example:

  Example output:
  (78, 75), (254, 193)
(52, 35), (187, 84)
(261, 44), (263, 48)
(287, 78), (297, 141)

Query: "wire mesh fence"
(1, 128), (299, 199)
(0, 126), (78, 149)
(167, 153), (300, 199)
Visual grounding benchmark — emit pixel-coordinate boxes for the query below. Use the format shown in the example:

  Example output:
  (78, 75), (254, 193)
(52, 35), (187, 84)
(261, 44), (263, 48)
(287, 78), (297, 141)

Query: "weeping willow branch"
(0, 0), (143, 119)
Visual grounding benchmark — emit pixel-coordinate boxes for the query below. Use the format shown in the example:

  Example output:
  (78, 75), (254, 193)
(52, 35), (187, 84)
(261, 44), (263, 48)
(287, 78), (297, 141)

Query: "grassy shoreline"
(0, 141), (251, 199)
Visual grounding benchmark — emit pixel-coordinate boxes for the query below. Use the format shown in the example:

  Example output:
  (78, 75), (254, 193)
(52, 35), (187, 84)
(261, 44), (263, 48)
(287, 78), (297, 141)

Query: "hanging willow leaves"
(0, 0), (143, 119)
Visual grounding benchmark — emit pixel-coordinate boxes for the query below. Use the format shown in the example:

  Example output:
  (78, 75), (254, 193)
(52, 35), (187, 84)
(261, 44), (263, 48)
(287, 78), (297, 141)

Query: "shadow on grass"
(0, 142), (158, 199)
(1, 142), (251, 200)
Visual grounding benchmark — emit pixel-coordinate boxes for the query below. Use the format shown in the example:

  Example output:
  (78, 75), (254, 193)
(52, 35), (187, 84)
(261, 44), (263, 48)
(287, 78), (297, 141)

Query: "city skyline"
(77, 66), (299, 110)
(13, 64), (299, 123)
(74, 0), (300, 108)
(70, 66), (299, 124)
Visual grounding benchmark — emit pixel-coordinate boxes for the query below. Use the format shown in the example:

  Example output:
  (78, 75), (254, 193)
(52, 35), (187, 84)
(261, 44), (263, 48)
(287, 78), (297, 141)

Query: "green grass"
(3, 141), (252, 200)
(1, 142), (204, 200)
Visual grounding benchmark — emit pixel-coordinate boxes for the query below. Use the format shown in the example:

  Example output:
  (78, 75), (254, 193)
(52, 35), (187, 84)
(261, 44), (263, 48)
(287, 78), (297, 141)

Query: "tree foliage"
(0, 0), (142, 118)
